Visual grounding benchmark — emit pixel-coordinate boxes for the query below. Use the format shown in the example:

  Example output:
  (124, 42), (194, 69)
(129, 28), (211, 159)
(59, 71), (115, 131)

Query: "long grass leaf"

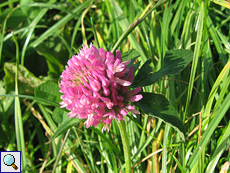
(184, 2), (204, 120)
(110, 0), (147, 62)
(12, 33), (27, 172)
(162, 124), (170, 172)
(0, 0), (19, 8)
(0, 7), (17, 64)
(0, 94), (60, 108)
(20, 0), (57, 66)
(186, 61), (230, 172)
(206, 15), (228, 65)
(205, 119), (230, 173)
(29, 0), (92, 48)
(52, 129), (70, 173)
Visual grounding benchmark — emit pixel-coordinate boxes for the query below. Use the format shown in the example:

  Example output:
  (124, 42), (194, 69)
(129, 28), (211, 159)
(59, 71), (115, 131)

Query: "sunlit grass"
(0, 0), (230, 172)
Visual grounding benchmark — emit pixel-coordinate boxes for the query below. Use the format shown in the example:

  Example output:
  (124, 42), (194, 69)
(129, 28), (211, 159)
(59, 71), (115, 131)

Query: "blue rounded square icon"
(1, 151), (21, 173)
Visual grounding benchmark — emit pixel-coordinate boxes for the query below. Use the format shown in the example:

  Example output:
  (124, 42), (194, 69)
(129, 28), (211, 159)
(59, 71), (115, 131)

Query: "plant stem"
(52, 129), (70, 173)
(111, 0), (168, 54)
(117, 120), (131, 173)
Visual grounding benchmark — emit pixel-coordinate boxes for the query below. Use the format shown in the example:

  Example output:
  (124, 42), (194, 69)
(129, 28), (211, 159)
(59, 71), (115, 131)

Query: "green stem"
(111, 0), (168, 54)
(117, 120), (131, 173)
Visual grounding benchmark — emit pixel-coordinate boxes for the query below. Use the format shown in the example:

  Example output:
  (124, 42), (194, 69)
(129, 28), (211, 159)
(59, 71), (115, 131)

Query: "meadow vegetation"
(0, 0), (230, 172)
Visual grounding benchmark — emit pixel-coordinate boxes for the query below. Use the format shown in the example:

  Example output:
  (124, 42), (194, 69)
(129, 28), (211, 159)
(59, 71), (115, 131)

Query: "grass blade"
(186, 61), (230, 172)
(12, 32), (27, 172)
(184, 2), (204, 120)
(29, 0), (92, 48)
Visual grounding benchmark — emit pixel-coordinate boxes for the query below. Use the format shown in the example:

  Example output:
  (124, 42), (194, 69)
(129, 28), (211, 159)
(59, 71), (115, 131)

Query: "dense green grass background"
(0, 0), (230, 172)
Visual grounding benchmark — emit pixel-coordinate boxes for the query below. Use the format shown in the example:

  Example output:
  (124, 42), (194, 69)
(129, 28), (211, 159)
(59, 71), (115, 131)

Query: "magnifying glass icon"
(3, 154), (18, 170)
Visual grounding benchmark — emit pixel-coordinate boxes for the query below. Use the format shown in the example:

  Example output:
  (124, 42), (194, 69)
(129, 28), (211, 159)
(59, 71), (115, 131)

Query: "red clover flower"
(59, 43), (142, 132)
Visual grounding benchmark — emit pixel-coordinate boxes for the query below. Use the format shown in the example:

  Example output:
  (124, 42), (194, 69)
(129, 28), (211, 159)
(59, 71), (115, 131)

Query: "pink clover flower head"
(59, 43), (142, 132)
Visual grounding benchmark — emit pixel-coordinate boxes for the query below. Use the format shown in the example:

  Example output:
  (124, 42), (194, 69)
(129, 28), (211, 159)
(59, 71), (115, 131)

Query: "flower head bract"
(59, 43), (142, 132)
